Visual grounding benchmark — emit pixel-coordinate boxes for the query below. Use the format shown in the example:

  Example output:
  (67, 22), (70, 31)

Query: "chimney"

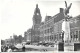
(60, 8), (64, 13)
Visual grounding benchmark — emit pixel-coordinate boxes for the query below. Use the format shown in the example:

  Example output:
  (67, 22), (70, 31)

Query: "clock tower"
(32, 4), (42, 30)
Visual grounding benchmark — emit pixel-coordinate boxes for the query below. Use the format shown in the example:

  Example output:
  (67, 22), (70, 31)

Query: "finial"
(36, 4), (38, 8)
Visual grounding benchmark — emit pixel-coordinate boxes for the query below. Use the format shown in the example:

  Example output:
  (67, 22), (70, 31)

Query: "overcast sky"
(0, 0), (80, 40)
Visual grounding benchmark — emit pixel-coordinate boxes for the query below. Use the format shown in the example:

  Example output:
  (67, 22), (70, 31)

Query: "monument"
(62, 1), (72, 43)
(61, 1), (74, 51)
(58, 1), (72, 51)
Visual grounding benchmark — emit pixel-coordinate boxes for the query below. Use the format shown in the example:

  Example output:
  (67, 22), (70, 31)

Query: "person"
(22, 44), (25, 52)
(62, 31), (64, 42)
(7, 47), (12, 52)
(1, 46), (4, 52)
(12, 45), (19, 52)
(5, 45), (8, 52)
(7, 48), (12, 52)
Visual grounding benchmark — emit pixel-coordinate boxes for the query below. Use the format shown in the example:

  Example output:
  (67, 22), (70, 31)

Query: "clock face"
(37, 13), (39, 15)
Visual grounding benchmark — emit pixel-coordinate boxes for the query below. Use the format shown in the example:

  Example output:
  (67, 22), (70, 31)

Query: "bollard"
(58, 42), (64, 51)
(74, 43), (80, 51)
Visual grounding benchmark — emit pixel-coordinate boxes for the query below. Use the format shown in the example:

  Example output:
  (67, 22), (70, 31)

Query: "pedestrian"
(22, 45), (25, 52)
(5, 45), (8, 52)
(7, 47), (12, 52)
(1, 46), (4, 52)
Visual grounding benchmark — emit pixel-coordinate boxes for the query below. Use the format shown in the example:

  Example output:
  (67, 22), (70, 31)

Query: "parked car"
(38, 41), (55, 47)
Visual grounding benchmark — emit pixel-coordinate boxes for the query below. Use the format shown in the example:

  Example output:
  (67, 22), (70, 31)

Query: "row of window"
(71, 30), (80, 41)
(40, 30), (80, 42)
(44, 35), (54, 41)
(40, 27), (53, 34)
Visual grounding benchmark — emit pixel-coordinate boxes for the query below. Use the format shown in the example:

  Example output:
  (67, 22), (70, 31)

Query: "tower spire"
(34, 4), (40, 14)
(33, 4), (42, 26)
(36, 4), (38, 8)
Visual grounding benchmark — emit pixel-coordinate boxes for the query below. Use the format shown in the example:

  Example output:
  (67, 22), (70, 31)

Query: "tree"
(24, 31), (27, 42)
(1, 40), (5, 45)
(13, 34), (18, 44)
(18, 35), (23, 43)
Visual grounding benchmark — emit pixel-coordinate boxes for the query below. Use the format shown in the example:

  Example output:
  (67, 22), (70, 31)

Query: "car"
(37, 42), (50, 47)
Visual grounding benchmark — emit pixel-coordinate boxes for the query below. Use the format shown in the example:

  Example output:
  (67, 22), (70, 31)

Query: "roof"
(53, 13), (64, 23)
(45, 16), (52, 22)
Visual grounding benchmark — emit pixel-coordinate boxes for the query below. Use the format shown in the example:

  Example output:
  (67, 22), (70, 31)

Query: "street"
(15, 44), (54, 51)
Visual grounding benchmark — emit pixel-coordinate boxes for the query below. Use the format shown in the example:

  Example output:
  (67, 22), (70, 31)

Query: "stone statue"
(62, 1), (72, 43)
(64, 1), (72, 15)
(64, 1), (72, 21)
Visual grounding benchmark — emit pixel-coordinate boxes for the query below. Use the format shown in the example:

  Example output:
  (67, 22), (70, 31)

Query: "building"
(39, 8), (65, 43)
(31, 4), (42, 43)
(70, 15), (80, 42)
(39, 7), (80, 43)
(24, 4), (42, 43)
(25, 4), (80, 43)
(24, 28), (32, 42)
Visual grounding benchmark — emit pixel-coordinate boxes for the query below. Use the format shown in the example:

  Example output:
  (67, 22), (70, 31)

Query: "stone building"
(24, 4), (80, 43)
(31, 4), (42, 43)
(24, 4), (42, 43)
(24, 28), (32, 42)
(39, 8), (65, 43)
(39, 7), (80, 43)
(70, 15), (80, 42)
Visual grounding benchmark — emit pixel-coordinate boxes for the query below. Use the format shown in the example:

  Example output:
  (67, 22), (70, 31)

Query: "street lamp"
(61, 31), (64, 42)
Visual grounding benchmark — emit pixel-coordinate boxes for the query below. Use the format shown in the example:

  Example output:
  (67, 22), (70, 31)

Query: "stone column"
(62, 20), (71, 43)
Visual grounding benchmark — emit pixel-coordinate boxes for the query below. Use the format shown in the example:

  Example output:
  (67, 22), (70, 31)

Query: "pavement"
(15, 43), (76, 51)
(25, 45), (54, 51)
(64, 43), (74, 51)
(64, 45), (74, 51)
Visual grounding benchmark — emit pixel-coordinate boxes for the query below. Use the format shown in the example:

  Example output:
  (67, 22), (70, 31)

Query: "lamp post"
(61, 31), (64, 42)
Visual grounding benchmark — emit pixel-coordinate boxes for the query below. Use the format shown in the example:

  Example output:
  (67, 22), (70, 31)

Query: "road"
(15, 44), (54, 51)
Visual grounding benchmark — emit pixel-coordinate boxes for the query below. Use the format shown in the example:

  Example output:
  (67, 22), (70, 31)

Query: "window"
(45, 30), (46, 34)
(70, 32), (73, 38)
(76, 31), (78, 38)
(79, 31), (80, 41)
(50, 27), (53, 33)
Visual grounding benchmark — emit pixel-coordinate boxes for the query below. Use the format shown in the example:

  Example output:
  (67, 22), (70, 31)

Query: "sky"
(0, 0), (80, 40)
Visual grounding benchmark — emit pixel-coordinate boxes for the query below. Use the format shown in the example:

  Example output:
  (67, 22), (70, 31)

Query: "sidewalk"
(64, 43), (74, 51)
